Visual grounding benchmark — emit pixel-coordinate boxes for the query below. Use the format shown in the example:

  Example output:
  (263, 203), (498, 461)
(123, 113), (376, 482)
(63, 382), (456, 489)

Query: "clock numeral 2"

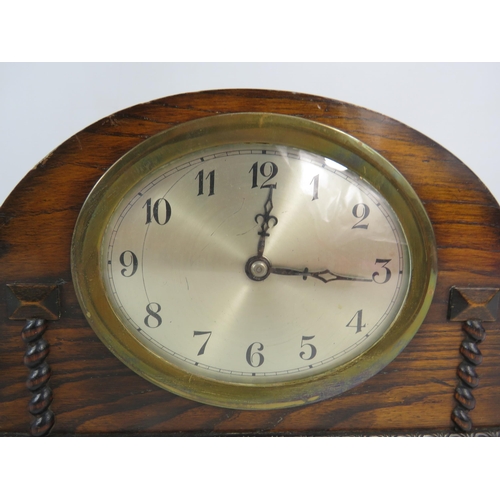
(196, 169), (215, 196)
(352, 203), (370, 229)
(143, 198), (172, 225)
(250, 161), (278, 189)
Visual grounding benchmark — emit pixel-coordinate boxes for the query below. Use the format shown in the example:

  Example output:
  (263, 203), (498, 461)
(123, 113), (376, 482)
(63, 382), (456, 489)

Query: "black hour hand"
(271, 266), (372, 283)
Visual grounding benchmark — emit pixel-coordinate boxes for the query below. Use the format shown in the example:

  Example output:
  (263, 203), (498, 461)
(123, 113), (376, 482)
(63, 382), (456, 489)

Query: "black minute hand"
(254, 186), (278, 257)
(271, 266), (373, 283)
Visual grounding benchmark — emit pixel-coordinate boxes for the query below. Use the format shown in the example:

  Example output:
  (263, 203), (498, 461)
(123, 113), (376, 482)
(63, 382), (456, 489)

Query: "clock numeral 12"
(249, 161), (278, 189)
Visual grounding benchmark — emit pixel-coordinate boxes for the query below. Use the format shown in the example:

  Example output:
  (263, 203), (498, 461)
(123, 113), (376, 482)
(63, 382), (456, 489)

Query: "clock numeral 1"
(300, 335), (317, 360)
(119, 250), (138, 277)
(346, 309), (366, 334)
(143, 198), (172, 225)
(310, 174), (319, 201)
(196, 169), (215, 196)
(246, 342), (264, 367)
(144, 302), (162, 328)
(193, 330), (212, 356)
(249, 161), (278, 189)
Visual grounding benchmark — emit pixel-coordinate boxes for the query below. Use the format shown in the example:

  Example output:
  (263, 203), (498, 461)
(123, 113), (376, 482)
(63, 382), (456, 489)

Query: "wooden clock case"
(1, 89), (499, 436)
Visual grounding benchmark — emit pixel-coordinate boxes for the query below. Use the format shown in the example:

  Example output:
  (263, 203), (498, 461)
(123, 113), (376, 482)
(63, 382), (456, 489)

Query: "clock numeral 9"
(249, 161), (278, 189)
(119, 250), (138, 277)
(246, 342), (264, 367)
(372, 259), (392, 284)
(144, 302), (162, 328)
(143, 198), (172, 225)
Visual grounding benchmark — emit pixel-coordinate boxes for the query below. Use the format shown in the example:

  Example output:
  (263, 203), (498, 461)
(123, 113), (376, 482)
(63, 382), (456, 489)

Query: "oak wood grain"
(1, 89), (499, 435)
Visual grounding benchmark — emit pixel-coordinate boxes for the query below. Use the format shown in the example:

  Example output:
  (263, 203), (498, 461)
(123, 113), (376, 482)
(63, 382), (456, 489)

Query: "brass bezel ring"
(71, 113), (438, 410)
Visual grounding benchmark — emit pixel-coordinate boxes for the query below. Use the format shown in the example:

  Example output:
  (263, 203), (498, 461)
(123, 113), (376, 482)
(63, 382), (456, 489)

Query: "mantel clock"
(1, 90), (499, 436)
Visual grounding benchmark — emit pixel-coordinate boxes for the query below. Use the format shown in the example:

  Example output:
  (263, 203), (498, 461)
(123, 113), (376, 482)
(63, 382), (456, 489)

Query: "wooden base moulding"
(1, 90), (499, 436)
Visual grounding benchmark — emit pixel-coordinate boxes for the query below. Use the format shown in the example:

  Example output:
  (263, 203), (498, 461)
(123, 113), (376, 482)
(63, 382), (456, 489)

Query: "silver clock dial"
(102, 144), (410, 384)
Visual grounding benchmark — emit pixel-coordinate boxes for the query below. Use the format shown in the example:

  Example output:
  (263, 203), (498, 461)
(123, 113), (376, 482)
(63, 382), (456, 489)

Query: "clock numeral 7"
(249, 161), (278, 189)
(193, 330), (212, 356)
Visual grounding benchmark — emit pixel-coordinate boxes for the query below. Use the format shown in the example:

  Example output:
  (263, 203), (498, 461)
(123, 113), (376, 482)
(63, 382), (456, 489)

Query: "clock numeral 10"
(143, 198), (172, 225)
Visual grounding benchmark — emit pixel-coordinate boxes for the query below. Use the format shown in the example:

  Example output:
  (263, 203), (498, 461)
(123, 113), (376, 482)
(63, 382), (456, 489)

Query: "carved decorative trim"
(451, 320), (485, 432)
(21, 319), (55, 436)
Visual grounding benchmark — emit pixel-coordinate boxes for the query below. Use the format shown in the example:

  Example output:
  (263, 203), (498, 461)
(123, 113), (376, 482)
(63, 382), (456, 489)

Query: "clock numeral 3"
(249, 161), (278, 189)
(119, 250), (138, 277)
(143, 198), (172, 225)
(372, 259), (392, 284)
(246, 342), (265, 367)
(144, 302), (162, 328)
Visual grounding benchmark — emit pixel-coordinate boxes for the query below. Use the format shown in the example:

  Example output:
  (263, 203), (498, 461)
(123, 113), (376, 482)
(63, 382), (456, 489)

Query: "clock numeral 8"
(144, 302), (162, 328)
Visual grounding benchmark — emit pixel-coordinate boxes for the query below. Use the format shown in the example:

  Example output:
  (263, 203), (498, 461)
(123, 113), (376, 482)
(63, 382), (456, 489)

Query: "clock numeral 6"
(119, 250), (138, 277)
(144, 302), (162, 328)
(246, 342), (264, 367)
(249, 161), (278, 189)
(143, 198), (172, 225)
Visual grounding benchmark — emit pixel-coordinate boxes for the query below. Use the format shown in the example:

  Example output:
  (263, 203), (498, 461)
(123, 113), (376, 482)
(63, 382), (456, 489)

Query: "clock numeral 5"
(300, 335), (317, 360)
(249, 161), (278, 189)
(143, 198), (172, 225)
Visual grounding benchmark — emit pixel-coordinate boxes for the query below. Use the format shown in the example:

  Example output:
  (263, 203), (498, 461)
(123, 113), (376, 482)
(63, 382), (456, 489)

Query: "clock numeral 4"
(143, 198), (172, 225)
(249, 161), (278, 189)
(346, 309), (366, 334)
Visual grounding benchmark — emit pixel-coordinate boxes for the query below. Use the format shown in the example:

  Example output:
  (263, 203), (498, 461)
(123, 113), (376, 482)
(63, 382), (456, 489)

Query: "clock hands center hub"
(245, 255), (272, 281)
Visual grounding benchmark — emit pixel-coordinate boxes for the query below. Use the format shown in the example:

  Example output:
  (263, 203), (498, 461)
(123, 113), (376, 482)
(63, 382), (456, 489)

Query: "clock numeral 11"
(196, 169), (215, 196)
